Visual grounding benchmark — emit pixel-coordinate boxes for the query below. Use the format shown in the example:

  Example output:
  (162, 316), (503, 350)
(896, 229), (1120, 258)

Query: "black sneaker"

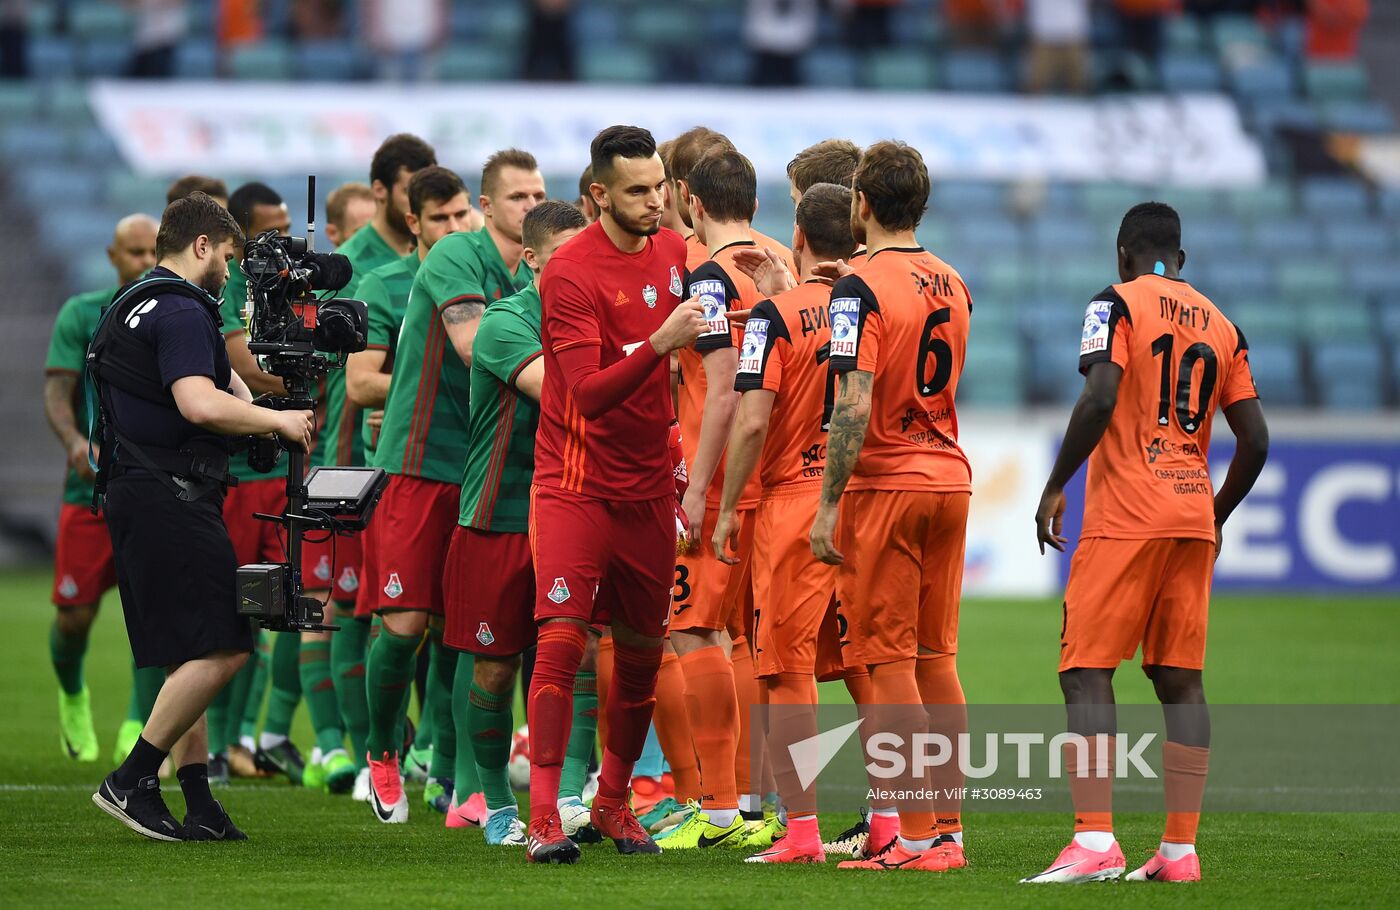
(254, 739), (305, 785)
(208, 752), (230, 787)
(183, 800), (247, 841)
(92, 773), (184, 841)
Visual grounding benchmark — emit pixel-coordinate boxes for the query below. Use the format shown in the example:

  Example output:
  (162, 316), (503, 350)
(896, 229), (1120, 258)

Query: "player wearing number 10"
(1026, 202), (1269, 884)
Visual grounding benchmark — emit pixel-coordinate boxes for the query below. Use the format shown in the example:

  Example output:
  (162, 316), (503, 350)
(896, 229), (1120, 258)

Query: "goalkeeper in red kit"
(525, 125), (707, 864)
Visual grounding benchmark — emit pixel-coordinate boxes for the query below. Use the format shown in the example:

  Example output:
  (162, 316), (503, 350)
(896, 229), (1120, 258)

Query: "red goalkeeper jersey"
(534, 221), (689, 501)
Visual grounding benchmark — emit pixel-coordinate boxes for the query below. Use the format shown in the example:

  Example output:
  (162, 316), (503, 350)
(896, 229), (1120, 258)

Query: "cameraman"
(91, 192), (313, 841)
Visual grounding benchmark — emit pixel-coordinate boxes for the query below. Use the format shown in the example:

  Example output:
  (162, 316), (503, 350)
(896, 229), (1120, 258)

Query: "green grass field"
(2, 566), (1398, 908)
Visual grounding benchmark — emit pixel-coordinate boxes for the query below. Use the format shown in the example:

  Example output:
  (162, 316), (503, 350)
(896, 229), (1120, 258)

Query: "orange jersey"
(685, 230), (795, 276)
(828, 247), (973, 493)
(679, 241), (765, 508)
(734, 280), (833, 490)
(1078, 274), (1256, 541)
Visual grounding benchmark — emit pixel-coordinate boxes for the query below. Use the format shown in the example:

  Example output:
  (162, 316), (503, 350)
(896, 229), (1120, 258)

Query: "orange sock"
(764, 673), (819, 816)
(1162, 741), (1209, 844)
(731, 638), (758, 803)
(843, 669), (873, 705)
(916, 651), (966, 836)
(595, 635), (614, 754)
(679, 644), (739, 809)
(1066, 734), (1116, 834)
(653, 650), (700, 802)
(870, 659), (935, 841)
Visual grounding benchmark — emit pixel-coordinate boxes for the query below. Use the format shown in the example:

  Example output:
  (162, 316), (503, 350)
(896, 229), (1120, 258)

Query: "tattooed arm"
(441, 297), (487, 367)
(810, 369), (873, 565)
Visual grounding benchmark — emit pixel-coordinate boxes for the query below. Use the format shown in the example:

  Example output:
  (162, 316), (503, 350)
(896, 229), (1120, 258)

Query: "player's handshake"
(648, 297), (708, 355)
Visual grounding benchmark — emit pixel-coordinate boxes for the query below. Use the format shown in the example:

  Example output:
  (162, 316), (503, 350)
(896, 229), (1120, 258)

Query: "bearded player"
(524, 125), (707, 863)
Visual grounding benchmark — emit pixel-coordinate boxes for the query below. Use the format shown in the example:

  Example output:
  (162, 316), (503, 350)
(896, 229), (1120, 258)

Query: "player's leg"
(254, 630), (306, 783)
(558, 632), (602, 841)
(173, 712), (244, 840)
(119, 661), (164, 764)
(639, 639), (700, 832)
(423, 616), (457, 813)
(1127, 540), (1213, 884)
(52, 504), (109, 762)
(300, 534), (361, 794)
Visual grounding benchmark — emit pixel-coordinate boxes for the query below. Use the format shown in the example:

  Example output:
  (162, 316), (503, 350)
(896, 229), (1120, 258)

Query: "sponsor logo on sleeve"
(1081, 300), (1114, 355)
(690, 279), (729, 336)
(829, 297), (861, 359)
(738, 318), (770, 374)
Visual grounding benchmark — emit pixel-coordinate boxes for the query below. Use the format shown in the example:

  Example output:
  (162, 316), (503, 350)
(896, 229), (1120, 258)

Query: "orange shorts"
(751, 489), (849, 680)
(1060, 537), (1214, 672)
(720, 507), (756, 643)
(670, 506), (753, 634)
(835, 489), (969, 667)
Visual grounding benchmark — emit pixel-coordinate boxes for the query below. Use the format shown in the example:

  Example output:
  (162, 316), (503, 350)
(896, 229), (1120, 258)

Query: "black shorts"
(104, 471), (255, 668)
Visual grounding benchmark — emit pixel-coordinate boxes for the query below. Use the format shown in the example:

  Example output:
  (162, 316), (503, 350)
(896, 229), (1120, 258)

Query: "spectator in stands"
(0, 0), (27, 78)
(524, 0), (575, 81)
(1113, 0), (1172, 67)
(1025, 0), (1091, 94)
(945, 0), (1015, 48)
(126, 0), (187, 79)
(325, 182), (377, 247)
(291, 0), (344, 41)
(363, 0), (445, 81)
(745, 0), (818, 87)
(840, 0), (897, 50)
(1307, 0), (1368, 60)
(217, 0), (262, 51)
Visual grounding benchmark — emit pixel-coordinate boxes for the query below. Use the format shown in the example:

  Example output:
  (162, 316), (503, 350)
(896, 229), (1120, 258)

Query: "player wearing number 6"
(1025, 202), (1269, 885)
(810, 141), (973, 873)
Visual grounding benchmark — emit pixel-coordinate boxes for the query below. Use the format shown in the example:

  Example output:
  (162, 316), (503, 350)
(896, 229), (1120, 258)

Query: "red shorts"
(53, 504), (117, 607)
(354, 521), (379, 619)
(529, 484), (674, 638)
(1061, 537), (1214, 672)
(444, 524), (535, 656)
(301, 531), (362, 603)
(371, 474), (460, 614)
(222, 478), (285, 565)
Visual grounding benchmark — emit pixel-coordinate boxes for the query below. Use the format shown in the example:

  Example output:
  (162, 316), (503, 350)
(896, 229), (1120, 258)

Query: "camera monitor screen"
(305, 467), (383, 505)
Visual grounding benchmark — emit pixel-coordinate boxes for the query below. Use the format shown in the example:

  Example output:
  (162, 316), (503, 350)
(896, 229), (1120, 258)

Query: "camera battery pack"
(238, 563), (286, 620)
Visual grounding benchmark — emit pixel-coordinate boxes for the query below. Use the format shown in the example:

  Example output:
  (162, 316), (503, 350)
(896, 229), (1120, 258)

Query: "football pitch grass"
(2, 566), (1397, 908)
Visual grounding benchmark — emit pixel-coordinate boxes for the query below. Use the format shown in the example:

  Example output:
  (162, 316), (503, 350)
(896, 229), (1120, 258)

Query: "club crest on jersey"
(739, 318), (769, 374)
(384, 572), (403, 599)
(58, 575), (79, 600)
(643, 284), (658, 308)
(548, 577), (571, 604)
(337, 566), (359, 593)
(669, 266), (682, 298)
(314, 554), (332, 582)
(691, 279), (728, 336)
(476, 623), (495, 646)
(830, 297), (861, 358)
(1081, 300), (1113, 355)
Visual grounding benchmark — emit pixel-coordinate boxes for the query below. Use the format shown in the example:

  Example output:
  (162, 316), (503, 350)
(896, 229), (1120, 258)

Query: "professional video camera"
(235, 178), (387, 633)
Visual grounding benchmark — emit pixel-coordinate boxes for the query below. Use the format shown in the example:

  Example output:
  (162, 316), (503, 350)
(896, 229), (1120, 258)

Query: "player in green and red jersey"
(43, 214), (158, 765)
(440, 201), (591, 845)
(341, 164), (473, 802)
(362, 149), (545, 825)
(297, 135), (437, 796)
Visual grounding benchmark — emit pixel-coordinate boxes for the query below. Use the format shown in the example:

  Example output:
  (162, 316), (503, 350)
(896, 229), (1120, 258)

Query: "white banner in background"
(89, 81), (1265, 187)
(961, 418), (1058, 597)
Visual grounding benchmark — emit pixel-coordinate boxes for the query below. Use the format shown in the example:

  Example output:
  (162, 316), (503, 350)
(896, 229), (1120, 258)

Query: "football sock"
(239, 632), (271, 743)
(263, 631), (302, 739)
(730, 639), (758, 804)
(208, 680), (231, 758)
(177, 762), (216, 816)
(900, 835), (937, 852)
(329, 606), (370, 769)
(595, 635), (613, 751)
(1067, 734), (1116, 837)
(364, 624), (423, 759)
(871, 658), (935, 841)
(114, 736), (167, 788)
(652, 650), (700, 802)
(1160, 841), (1196, 860)
(764, 673), (819, 816)
(559, 669), (598, 802)
(527, 622), (588, 819)
(49, 619), (86, 695)
(679, 644), (740, 810)
(467, 677), (514, 810)
(427, 636), (457, 781)
(128, 663), (162, 724)
(1162, 741), (1209, 845)
(299, 637), (345, 755)
(1074, 830), (1117, 851)
(417, 626), (443, 754)
(787, 814), (820, 848)
(869, 807), (900, 850)
(916, 651), (966, 837)
(633, 724), (665, 779)
(596, 638), (663, 804)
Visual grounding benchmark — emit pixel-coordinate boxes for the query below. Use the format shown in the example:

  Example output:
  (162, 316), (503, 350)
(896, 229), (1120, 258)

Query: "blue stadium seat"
(1379, 188), (1400, 219)
(703, 6), (744, 43)
(43, 209), (117, 253)
(1228, 301), (1290, 341)
(1224, 182), (1294, 220)
(71, 250), (120, 293)
(1303, 62), (1368, 101)
(959, 216), (1025, 253)
(573, 5), (622, 44)
(1018, 297), (1083, 346)
(1026, 337), (1084, 406)
(295, 41), (360, 81)
(1247, 343), (1307, 407)
(19, 163), (103, 209)
(70, 1), (132, 38)
(1028, 216), (1097, 252)
(916, 221), (954, 254)
(228, 41), (294, 80)
(1377, 302), (1400, 342)
(72, 128), (119, 165)
(1228, 59), (1294, 101)
(1299, 298), (1370, 343)
(1200, 260), (1274, 296)
(1246, 97), (1320, 134)
(1279, 261), (1346, 305)
(1348, 262), (1400, 299)
(698, 47), (751, 86)
(1187, 216), (1245, 253)
(483, 3), (528, 45)
(79, 37), (130, 76)
(959, 337), (1025, 407)
(579, 45), (656, 84)
(1080, 183), (1147, 219)
(1153, 186), (1220, 218)
(1034, 256), (1107, 300)
(628, 6), (696, 46)
(449, 3), (485, 39)
(1160, 53), (1222, 93)
(1165, 15), (1206, 54)
(1320, 220), (1393, 257)
(46, 80), (93, 126)
(1313, 340), (1386, 410)
(800, 46), (858, 89)
(437, 45), (517, 82)
(942, 51), (1011, 92)
(1210, 14), (1271, 53)
(106, 173), (170, 212)
(0, 122), (69, 159)
(1250, 219), (1319, 255)
(891, 4), (942, 48)
(0, 80), (40, 119)
(980, 260), (1029, 301)
(29, 36), (78, 77)
(174, 39), (218, 78)
(864, 48), (938, 91)
(931, 180), (1004, 213)
(1318, 100), (1397, 133)
(1299, 177), (1371, 217)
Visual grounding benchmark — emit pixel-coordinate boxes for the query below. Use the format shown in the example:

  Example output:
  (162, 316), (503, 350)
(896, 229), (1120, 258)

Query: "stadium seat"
(1080, 183), (1146, 220)
(438, 45), (517, 82)
(1317, 100), (1397, 133)
(1028, 215), (1097, 252)
(864, 48), (938, 91)
(1210, 14), (1271, 55)
(106, 173), (170, 213)
(295, 41), (360, 81)
(1320, 220), (1394, 257)
(1247, 343), (1307, 407)
(69, 1), (132, 39)
(890, 5), (942, 48)
(1377, 302), (1400, 342)
(0, 122), (70, 160)
(1200, 260), (1274, 296)
(573, 6), (622, 44)
(1165, 15), (1207, 54)
(959, 337), (1025, 408)
(228, 41), (294, 81)
(1224, 182), (1293, 220)
(1348, 262), (1400, 299)
(1250, 219), (1319, 256)
(942, 51), (1011, 92)
(1227, 59), (1294, 101)
(1303, 62), (1368, 102)
(698, 47), (751, 85)
(1312, 340), (1386, 410)
(28, 36), (78, 78)
(72, 128), (119, 165)
(628, 6), (696, 46)
(1160, 53), (1222, 93)
(46, 80), (93, 126)
(174, 39), (218, 79)
(799, 46), (858, 89)
(0, 80), (40, 119)
(1228, 300), (1291, 340)
(1278, 261), (1346, 305)
(1187, 216), (1246, 253)
(1153, 186), (1220, 218)
(1246, 97), (1320, 134)
(980, 260), (1029, 301)
(1300, 177), (1371, 218)
(19, 164), (103, 210)
(70, 250), (119, 293)
(1033, 255), (1106, 300)
(1299, 302), (1370, 346)
(916, 220), (954, 253)
(959, 216), (1025, 253)
(79, 37), (129, 77)
(931, 180), (1004, 214)
(482, 3), (528, 45)
(579, 46), (656, 84)
(1026, 338), (1083, 406)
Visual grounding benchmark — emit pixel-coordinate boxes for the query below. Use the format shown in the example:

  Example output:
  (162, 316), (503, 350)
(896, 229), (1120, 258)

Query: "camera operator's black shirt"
(106, 266), (234, 461)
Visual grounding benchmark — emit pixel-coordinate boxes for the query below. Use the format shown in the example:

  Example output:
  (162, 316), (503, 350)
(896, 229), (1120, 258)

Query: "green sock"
(263, 631), (302, 739)
(240, 632), (272, 742)
(49, 620), (86, 695)
(428, 637), (457, 780)
(364, 623), (423, 759)
(127, 663), (162, 724)
(299, 636), (344, 755)
(330, 607), (370, 768)
(465, 675), (511, 810)
(559, 670), (598, 801)
(417, 628), (440, 753)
